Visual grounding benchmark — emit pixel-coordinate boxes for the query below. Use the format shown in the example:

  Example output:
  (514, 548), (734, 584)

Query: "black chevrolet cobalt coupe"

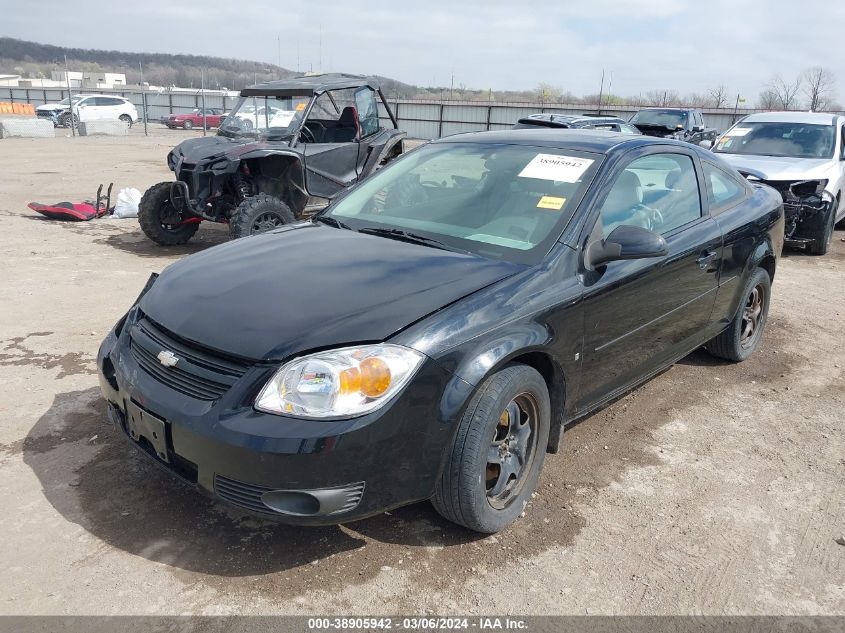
(98, 130), (784, 533)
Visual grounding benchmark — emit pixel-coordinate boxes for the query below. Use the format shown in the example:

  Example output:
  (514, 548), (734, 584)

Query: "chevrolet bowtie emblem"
(157, 350), (179, 367)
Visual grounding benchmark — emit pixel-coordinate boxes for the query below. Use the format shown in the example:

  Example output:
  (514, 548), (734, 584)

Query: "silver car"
(713, 111), (845, 255)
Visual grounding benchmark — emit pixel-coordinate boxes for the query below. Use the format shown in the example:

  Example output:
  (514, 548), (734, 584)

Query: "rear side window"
(354, 88), (379, 137)
(599, 153), (702, 236)
(704, 163), (747, 211)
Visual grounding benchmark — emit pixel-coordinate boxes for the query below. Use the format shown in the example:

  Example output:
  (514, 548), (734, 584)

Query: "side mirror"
(698, 139), (714, 150)
(584, 225), (668, 270)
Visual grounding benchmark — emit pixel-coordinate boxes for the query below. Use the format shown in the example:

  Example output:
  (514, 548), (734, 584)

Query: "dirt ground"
(0, 128), (842, 616)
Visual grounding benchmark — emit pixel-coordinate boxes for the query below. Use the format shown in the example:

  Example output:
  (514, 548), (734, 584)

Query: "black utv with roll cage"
(138, 74), (406, 244)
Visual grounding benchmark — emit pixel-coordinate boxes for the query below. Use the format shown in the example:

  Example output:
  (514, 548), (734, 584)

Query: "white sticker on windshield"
(518, 154), (594, 183)
(725, 127), (751, 137)
(270, 110), (296, 127)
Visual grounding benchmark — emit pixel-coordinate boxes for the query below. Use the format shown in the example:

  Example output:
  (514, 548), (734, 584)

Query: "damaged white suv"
(714, 112), (845, 255)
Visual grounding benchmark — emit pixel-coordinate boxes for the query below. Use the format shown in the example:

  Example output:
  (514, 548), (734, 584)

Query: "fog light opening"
(261, 490), (321, 516)
(102, 356), (118, 391)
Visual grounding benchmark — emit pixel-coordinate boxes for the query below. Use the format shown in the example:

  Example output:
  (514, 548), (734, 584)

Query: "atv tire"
(229, 194), (295, 239)
(138, 182), (200, 246)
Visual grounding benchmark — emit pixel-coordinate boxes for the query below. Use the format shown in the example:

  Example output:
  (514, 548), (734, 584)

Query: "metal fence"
(0, 86), (239, 122)
(3, 86), (843, 139)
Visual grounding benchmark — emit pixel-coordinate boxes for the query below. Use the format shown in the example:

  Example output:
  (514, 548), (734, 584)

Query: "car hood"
(632, 123), (679, 137)
(36, 104), (65, 112)
(719, 153), (836, 182)
(139, 223), (523, 361)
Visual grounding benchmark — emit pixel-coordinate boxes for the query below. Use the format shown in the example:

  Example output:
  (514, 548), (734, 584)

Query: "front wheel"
(705, 267), (771, 362)
(59, 112), (78, 129)
(138, 182), (200, 246)
(807, 204), (835, 256)
(229, 193), (295, 239)
(432, 364), (550, 533)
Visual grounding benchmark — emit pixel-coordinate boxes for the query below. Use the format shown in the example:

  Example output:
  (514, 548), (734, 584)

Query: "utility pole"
(64, 54), (75, 137)
(450, 70), (455, 100)
(201, 68), (207, 136)
(597, 68), (605, 115)
(139, 61), (148, 136)
(277, 34), (281, 69)
(319, 24), (323, 72)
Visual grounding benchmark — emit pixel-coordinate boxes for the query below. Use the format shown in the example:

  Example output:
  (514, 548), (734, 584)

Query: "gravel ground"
(0, 130), (842, 616)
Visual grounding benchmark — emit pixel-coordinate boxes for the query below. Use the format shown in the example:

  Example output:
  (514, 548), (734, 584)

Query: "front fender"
(431, 324), (570, 454)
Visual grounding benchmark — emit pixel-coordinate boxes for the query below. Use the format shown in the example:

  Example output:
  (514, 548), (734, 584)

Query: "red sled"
(28, 201), (108, 222)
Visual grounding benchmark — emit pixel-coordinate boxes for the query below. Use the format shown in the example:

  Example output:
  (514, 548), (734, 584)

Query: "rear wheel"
(183, 120), (193, 130)
(432, 364), (550, 533)
(229, 193), (295, 239)
(705, 267), (771, 362)
(119, 114), (132, 128)
(138, 182), (200, 246)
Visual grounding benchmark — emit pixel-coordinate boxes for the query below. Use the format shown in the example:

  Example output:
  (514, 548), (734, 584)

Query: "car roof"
(433, 128), (689, 154)
(241, 73), (379, 97)
(740, 111), (841, 125)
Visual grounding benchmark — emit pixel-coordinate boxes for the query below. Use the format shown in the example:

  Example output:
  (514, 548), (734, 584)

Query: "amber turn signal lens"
(359, 357), (392, 397)
(338, 367), (361, 395)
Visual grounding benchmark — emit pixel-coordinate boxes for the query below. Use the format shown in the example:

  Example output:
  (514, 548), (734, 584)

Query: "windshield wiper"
(357, 227), (472, 254)
(313, 215), (352, 230)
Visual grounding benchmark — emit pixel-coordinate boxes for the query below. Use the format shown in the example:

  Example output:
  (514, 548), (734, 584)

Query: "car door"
(301, 91), (361, 199)
(75, 96), (97, 122)
(574, 148), (723, 412)
(353, 87), (388, 174)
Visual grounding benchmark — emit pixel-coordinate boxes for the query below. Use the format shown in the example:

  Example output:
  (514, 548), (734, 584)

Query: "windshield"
(57, 96), (84, 106)
(630, 110), (687, 129)
(219, 95), (310, 139)
(713, 122), (836, 159)
(324, 143), (601, 264)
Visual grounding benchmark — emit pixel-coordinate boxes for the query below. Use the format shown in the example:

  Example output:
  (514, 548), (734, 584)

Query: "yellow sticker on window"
(296, 103), (306, 111)
(537, 196), (566, 210)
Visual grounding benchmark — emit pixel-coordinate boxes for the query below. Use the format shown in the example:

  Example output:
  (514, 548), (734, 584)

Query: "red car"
(162, 108), (225, 130)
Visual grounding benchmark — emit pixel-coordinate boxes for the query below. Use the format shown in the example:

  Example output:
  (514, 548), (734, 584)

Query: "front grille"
(214, 475), (366, 516)
(129, 317), (249, 401)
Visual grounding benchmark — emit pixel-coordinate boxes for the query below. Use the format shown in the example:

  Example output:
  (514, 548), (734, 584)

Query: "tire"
(138, 182), (200, 246)
(119, 114), (132, 128)
(834, 194), (845, 230)
(432, 364), (551, 533)
(705, 267), (771, 362)
(59, 112), (77, 129)
(229, 193), (295, 239)
(183, 120), (193, 130)
(807, 203), (835, 256)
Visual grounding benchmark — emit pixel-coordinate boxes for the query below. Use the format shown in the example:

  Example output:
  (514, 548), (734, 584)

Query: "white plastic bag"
(112, 187), (142, 218)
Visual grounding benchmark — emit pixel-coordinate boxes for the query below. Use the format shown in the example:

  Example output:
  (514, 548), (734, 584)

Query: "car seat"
(327, 107), (360, 142)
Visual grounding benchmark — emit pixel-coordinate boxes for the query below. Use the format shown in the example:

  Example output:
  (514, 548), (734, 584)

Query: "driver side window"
(598, 153), (701, 237)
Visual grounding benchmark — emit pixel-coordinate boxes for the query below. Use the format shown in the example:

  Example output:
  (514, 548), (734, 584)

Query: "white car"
(38, 94), (139, 129)
(713, 111), (845, 255)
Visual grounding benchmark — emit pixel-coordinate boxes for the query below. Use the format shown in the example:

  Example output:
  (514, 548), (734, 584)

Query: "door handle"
(696, 250), (718, 270)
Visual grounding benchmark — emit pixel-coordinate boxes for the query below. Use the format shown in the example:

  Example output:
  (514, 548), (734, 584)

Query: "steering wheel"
(632, 203), (664, 232)
(300, 126), (317, 143)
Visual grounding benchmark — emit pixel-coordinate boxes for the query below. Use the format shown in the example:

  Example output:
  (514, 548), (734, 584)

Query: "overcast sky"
(3, 0), (845, 102)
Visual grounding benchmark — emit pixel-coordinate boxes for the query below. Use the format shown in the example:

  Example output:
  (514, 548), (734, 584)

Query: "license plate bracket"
(125, 401), (169, 463)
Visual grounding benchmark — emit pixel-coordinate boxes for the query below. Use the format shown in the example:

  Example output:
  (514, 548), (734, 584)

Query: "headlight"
(255, 344), (425, 419)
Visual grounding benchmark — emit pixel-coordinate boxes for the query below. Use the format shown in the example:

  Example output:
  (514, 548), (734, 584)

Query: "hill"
(0, 37), (299, 91)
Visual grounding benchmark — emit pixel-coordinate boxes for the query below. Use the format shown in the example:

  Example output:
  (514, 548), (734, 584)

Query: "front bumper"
(97, 316), (469, 525)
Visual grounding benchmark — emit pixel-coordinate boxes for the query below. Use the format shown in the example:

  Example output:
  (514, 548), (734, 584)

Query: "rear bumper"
(97, 320), (469, 525)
